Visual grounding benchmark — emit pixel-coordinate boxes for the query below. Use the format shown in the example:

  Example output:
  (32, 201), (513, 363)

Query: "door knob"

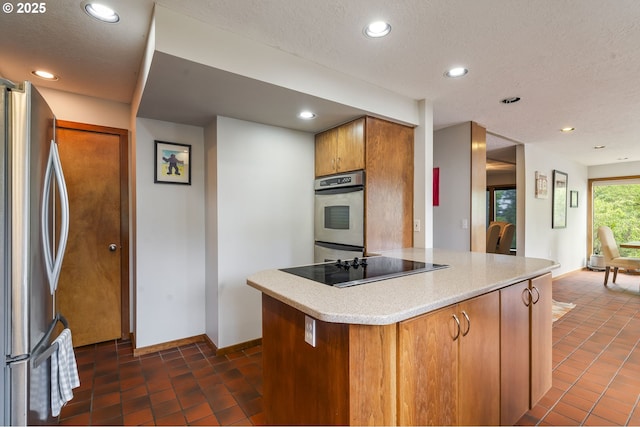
(108, 244), (117, 252)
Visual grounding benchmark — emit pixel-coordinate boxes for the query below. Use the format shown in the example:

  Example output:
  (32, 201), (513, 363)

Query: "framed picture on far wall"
(154, 140), (191, 185)
(552, 170), (568, 228)
(570, 190), (579, 208)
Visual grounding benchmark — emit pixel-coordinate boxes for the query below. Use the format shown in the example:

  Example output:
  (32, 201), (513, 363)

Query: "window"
(591, 178), (640, 256)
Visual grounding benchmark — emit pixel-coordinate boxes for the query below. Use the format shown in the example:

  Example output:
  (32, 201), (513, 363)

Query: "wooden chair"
(487, 221), (514, 254)
(597, 226), (640, 286)
(486, 223), (501, 253)
(496, 222), (515, 255)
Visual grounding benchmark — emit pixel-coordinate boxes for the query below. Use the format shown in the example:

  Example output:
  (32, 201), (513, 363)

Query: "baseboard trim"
(215, 338), (262, 356)
(132, 334), (206, 357)
(132, 334), (262, 357)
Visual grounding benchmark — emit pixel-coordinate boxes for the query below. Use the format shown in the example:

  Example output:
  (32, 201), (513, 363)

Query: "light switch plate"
(304, 315), (316, 347)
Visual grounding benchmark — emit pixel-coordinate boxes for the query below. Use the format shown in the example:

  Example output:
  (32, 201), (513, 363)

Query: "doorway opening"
(486, 134), (517, 253)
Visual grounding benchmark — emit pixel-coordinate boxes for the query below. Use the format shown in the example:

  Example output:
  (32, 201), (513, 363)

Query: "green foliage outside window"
(593, 183), (640, 256)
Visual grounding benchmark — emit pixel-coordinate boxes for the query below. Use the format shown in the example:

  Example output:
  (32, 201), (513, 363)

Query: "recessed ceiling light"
(501, 97), (521, 104)
(31, 70), (59, 81)
(560, 127), (575, 133)
(299, 111), (316, 119)
(84, 2), (120, 23)
(364, 21), (391, 38)
(594, 145), (606, 149)
(444, 67), (468, 78)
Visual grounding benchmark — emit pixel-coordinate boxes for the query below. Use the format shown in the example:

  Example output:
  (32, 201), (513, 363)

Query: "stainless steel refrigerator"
(1, 79), (70, 425)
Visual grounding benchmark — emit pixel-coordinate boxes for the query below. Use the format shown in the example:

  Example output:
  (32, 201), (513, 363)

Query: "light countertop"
(246, 248), (559, 325)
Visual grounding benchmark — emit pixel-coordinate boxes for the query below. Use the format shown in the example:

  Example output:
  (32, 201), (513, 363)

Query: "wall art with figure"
(154, 140), (191, 185)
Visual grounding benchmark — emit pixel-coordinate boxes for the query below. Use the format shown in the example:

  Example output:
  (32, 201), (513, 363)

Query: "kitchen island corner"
(247, 248), (559, 425)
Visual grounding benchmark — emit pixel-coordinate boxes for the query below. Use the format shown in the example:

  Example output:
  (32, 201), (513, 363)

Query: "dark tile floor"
(58, 340), (263, 426)
(55, 268), (640, 426)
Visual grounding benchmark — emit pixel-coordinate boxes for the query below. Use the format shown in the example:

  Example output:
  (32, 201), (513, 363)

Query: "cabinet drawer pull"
(522, 288), (533, 307)
(461, 311), (471, 336)
(451, 314), (461, 341)
(331, 158), (335, 171)
(531, 286), (540, 304)
(337, 157), (341, 170)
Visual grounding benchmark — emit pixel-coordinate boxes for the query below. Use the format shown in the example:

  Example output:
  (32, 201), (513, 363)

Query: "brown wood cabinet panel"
(500, 281), (531, 425)
(398, 305), (459, 426)
(399, 292), (499, 426)
(262, 295), (398, 426)
(470, 122), (487, 252)
(365, 117), (414, 252)
(337, 117), (365, 173)
(348, 324), (397, 425)
(315, 127), (338, 176)
(531, 273), (552, 405)
(262, 294), (350, 425)
(458, 292), (500, 426)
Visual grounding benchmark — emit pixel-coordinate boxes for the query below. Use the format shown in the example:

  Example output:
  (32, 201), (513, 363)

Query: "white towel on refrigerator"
(50, 328), (80, 417)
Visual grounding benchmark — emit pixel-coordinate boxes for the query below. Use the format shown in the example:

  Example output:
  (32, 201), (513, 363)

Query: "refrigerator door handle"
(41, 140), (70, 295)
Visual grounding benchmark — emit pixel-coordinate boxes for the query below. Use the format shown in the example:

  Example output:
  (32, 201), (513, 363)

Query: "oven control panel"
(315, 170), (364, 190)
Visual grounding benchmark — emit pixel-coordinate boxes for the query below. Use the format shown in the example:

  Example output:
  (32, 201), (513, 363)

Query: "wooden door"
(458, 292), (500, 426)
(55, 122), (128, 347)
(336, 117), (364, 173)
(315, 127), (337, 177)
(530, 273), (552, 405)
(500, 281), (531, 425)
(398, 305), (459, 426)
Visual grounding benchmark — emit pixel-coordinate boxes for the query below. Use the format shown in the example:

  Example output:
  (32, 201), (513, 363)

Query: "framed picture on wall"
(154, 140), (191, 185)
(535, 171), (548, 199)
(570, 190), (579, 208)
(552, 170), (568, 228)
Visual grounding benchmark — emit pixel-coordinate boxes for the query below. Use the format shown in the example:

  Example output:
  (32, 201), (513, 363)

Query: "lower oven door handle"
(315, 241), (364, 251)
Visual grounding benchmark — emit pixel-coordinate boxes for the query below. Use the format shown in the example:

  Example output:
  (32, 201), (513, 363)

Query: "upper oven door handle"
(315, 186), (364, 195)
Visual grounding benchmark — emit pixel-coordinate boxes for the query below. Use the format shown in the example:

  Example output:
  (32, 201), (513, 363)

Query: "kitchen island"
(247, 248), (559, 426)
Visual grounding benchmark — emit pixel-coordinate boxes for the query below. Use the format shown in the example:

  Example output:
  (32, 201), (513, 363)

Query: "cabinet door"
(531, 273), (552, 405)
(336, 117), (365, 173)
(398, 305), (459, 426)
(500, 281), (531, 425)
(458, 292), (500, 426)
(364, 117), (414, 251)
(315, 127), (337, 177)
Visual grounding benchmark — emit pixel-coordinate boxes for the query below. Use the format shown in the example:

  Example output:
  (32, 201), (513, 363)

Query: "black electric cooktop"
(280, 256), (449, 288)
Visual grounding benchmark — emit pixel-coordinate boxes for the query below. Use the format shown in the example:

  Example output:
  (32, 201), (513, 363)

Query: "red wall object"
(433, 167), (440, 206)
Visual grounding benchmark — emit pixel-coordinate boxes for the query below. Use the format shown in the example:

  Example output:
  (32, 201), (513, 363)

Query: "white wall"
(39, 87), (131, 130)
(523, 144), (588, 276)
(134, 118), (206, 348)
(153, 5), (418, 127)
(433, 123), (472, 251)
(588, 161), (640, 179)
(203, 119), (219, 345)
(209, 116), (315, 348)
(414, 100), (434, 248)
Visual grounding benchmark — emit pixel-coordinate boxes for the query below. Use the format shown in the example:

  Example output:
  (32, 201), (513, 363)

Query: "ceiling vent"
(501, 97), (521, 104)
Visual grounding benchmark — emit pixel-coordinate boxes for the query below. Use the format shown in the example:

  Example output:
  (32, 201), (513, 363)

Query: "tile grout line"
(536, 294), (635, 425)
(578, 313), (640, 426)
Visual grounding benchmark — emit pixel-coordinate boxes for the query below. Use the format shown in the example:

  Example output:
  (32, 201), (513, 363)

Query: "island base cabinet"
(500, 273), (553, 425)
(398, 292), (500, 426)
(261, 294), (397, 426)
(531, 273), (553, 405)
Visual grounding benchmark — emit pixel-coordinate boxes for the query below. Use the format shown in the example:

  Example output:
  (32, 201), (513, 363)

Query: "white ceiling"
(2, 0), (640, 166)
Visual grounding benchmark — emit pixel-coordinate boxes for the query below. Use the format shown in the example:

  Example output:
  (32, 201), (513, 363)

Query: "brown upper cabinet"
(315, 117), (365, 177)
(315, 116), (414, 252)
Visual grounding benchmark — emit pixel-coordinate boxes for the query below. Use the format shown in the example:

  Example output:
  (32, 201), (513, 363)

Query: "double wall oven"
(314, 170), (364, 262)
